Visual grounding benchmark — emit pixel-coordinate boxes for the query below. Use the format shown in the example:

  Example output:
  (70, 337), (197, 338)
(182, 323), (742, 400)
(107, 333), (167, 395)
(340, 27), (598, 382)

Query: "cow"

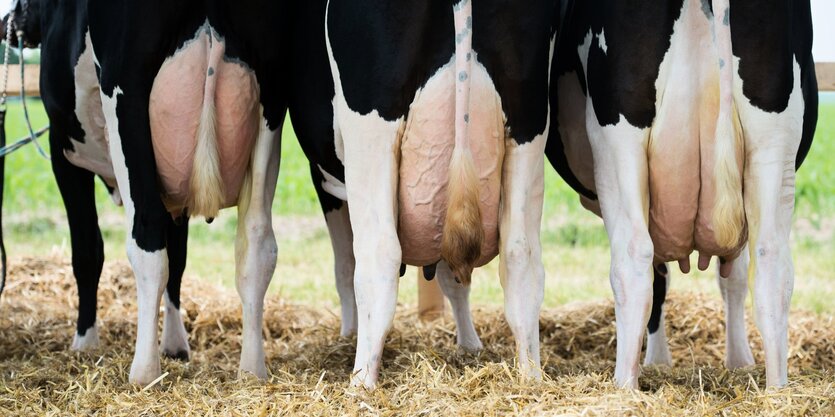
(548, 0), (817, 388)
(85, 0), (297, 384)
(314, 0), (558, 388)
(0, 0), (191, 360)
(286, 0), (483, 350)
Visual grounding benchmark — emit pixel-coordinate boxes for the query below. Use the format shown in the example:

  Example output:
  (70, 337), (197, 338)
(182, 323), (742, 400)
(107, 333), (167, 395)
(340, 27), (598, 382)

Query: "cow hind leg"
(100, 87), (172, 385)
(323, 201), (357, 337)
(644, 263), (672, 367)
(51, 131), (104, 352)
(499, 135), (548, 381)
(235, 116), (280, 380)
(436, 261), (482, 352)
(339, 114), (402, 390)
(717, 247), (754, 370)
(745, 136), (798, 388)
(590, 122), (653, 389)
(161, 216), (190, 361)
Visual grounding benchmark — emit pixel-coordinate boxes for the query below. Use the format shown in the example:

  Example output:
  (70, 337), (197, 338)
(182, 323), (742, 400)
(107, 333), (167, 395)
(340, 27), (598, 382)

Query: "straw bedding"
(1, 257), (833, 416)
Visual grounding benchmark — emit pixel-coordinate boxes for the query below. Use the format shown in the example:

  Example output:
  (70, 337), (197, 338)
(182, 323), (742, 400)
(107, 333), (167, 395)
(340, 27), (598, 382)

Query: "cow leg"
(100, 87), (171, 385)
(323, 201), (357, 337)
(717, 248), (754, 370)
(161, 216), (190, 361)
(51, 127), (104, 352)
(745, 143), (797, 388)
(589, 123), (653, 389)
(235, 118), (280, 380)
(499, 136), (547, 380)
(644, 263), (672, 366)
(435, 261), (482, 352)
(340, 115), (401, 390)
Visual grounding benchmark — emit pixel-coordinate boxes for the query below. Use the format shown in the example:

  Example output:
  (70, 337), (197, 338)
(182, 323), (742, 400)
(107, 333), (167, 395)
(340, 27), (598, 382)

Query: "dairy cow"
(286, 0), (483, 350)
(0, 0), (191, 359)
(87, 0), (289, 384)
(314, 0), (558, 388)
(548, 0), (817, 387)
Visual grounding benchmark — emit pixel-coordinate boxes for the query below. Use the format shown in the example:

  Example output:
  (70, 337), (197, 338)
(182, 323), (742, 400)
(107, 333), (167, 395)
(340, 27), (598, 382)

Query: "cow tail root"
(712, 0), (745, 249)
(441, 0), (482, 285)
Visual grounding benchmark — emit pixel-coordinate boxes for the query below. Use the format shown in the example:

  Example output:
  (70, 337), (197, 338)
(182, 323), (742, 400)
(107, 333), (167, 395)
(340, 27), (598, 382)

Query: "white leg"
(324, 203), (357, 337)
(746, 152), (796, 388)
(340, 114), (402, 390)
(436, 261), (482, 352)
(644, 264), (672, 367)
(499, 136), (547, 380)
(160, 291), (191, 361)
(589, 121), (653, 389)
(127, 243), (168, 385)
(718, 248), (755, 370)
(235, 118), (281, 379)
(100, 87), (169, 385)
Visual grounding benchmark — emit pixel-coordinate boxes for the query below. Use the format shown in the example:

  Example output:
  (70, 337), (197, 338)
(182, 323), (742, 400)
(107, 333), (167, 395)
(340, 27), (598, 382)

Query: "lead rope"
(0, 7), (50, 159)
(17, 34), (48, 159)
(1, 8), (15, 109)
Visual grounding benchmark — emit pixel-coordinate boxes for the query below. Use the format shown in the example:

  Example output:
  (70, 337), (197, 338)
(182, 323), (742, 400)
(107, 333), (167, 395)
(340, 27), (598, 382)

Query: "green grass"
(2, 97), (834, 315)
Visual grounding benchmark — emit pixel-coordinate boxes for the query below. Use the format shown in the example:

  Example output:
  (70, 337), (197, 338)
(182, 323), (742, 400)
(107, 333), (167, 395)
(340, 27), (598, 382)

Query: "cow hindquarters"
(235, 114), (280, 379)
(589, 119), (653, 389)
(499, 135), (547, 380)
(340, 111), (402, 390)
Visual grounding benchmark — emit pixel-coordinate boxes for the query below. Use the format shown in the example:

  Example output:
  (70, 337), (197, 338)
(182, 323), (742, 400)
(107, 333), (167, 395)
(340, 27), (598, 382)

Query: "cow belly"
(398, 59), (503, 266)
(149, 25), (259, 216)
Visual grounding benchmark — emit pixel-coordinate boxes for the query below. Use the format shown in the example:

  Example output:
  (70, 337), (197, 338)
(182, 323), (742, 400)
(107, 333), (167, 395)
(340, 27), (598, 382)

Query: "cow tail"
(188, 28), (225, 219)
(441, 0), (483, 285)
(712, 0), (745, 250)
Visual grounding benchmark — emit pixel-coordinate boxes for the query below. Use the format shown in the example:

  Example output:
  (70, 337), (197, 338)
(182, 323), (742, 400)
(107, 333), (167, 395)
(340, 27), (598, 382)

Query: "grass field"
(1, 97), (834, 314)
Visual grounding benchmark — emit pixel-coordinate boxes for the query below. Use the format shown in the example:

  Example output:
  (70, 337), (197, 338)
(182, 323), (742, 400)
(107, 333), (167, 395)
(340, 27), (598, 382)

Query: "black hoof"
(163, 349), (190, 362)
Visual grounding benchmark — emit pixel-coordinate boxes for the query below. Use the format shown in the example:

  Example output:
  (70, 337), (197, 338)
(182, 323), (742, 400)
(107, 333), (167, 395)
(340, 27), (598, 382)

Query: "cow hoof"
(349, 373), (377, 391)
(614, 374), (640, 390)
(71, 326), (101, 352)
(520, 365), (543, 382)
(129, 361), (162, 386)
(339, 327), (357, 338)
(160, 323), (190, 362)
(238, 363), (269, 380)
(725, 348), (755, 370)
(162, 349), (190, 362)
(458, 339), (483, 354)
(643, 346), (673, 367)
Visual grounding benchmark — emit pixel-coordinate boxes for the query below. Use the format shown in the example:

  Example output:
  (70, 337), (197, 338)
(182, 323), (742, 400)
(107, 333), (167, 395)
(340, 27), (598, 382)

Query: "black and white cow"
(307, 0), (558, 388)
(286, 0), (483, 349)
(1, 0), (191, 359)
(548, 0), (817, 388)
(87, 0), (291, 384)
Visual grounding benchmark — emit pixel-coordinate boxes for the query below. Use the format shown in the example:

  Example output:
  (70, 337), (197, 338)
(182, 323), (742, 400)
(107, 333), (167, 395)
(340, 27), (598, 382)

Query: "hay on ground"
(1, 257), (833, 416)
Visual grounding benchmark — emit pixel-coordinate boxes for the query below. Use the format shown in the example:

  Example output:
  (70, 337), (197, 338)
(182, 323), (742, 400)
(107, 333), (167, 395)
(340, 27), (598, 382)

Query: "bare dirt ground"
(1, 257), (833, 416)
